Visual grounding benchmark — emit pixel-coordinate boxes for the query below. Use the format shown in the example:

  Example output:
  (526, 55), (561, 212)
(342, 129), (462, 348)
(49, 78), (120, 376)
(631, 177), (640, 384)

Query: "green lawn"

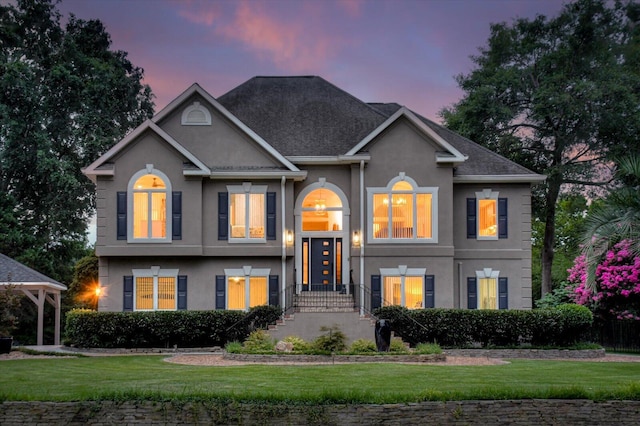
(1, 355), (640, 403)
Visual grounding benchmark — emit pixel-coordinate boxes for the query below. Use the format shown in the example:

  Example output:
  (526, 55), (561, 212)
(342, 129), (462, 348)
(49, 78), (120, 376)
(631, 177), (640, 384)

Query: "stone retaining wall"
(444, 348), (606, 359)
(223, 353), (446, 363)
(2, 400), (639, 425)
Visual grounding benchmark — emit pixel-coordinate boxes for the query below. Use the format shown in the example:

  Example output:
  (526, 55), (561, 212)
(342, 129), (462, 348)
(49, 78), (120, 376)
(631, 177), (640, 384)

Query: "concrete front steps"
(268, 311), (376, 345)
(267, 291), (377, 345)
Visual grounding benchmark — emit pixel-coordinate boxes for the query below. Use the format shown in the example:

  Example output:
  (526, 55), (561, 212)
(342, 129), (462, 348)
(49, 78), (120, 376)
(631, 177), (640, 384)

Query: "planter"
(0, 336), (13, 354)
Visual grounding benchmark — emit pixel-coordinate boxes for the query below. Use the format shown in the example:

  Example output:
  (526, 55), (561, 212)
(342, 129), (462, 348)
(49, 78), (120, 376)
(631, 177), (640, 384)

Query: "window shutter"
(467, 277), (477, 309)
(268, 275), (279, 306)
(498, 277), (508, 309)
(266, 192), (276, 240)
(218, 192), (228, 240)
(371, 275), (382, 310)
(177, 275), (187, 310)
(117, 192), (127, 240)
(424, 275), (435, 308)
(215, 275), (226, 309)
(172, 192), (182, 240)
(498, 198), (508, 239)
(123, 276), (133, 311)
(466, 198), (476, 239)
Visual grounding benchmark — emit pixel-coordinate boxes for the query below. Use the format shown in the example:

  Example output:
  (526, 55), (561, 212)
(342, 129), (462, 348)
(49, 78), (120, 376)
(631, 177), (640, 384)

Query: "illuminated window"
(133, 267), (178, 311)
(479, 277), (497, 309)
(225, 267), (270, 311)
(301, 188), (343, 232)
(228, 183), (266, 241)
(469, 190), (507, 240)
(368, 174), (437, 243)
(127, 166), (172, 242)
(380, 266), (427, 309)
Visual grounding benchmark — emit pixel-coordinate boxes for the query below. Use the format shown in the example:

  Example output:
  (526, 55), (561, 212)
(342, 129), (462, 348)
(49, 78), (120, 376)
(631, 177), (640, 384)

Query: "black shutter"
(467, 277), (477, 309)
(117, 192), (127, 240)
(498, 277), (508, 310)
(371, 275), (382, 310)
(498, 198), (508, 239)
(123, 276), (133, 311)
(218, 192), (228, 240)
(268, 275), (279, 306)
(172, 192), (182, 240)
(424, 275), (435, 308)
(266, 192), (276, 240)
(215, 275), (226, 309)
(466, 198), (476, 238)
(177, 275), (187, 310)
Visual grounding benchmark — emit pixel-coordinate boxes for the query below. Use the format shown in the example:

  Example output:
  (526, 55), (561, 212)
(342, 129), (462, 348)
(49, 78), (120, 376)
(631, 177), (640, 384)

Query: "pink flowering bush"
(568, 240), (640, 320)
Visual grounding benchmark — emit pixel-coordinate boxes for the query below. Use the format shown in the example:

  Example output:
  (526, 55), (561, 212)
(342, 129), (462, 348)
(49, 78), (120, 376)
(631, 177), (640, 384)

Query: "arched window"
(368, 174), (438, 243)
(127, 167), (172, 242)
(301, 188), (343, 232)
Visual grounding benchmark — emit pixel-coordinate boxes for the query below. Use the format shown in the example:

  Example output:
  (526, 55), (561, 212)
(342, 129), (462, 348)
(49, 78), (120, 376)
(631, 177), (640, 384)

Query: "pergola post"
(37, 289), (44, 346)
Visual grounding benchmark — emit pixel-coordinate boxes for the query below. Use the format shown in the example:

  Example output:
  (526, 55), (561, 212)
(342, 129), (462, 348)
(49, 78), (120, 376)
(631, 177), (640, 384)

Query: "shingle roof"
(218, 76), (389, 156)
(219, 76), (539, 177)
(0, 254), (65, 288)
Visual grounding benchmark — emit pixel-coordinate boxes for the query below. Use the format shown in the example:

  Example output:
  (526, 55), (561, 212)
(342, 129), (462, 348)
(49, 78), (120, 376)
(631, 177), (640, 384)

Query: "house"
(83, 76), (544, 318)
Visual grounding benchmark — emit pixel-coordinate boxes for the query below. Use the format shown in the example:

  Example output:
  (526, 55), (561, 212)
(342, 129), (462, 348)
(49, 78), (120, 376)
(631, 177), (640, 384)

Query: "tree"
(581, 155), (640, 289)
(532, 194), (588, 302)
(66, 252), (99, 310)
(441, 0), (640, 296)
(0, 0), (154, 283)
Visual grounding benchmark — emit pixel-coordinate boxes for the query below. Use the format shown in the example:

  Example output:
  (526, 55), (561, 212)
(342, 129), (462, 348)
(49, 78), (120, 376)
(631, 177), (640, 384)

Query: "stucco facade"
(84, 76), (544, 314)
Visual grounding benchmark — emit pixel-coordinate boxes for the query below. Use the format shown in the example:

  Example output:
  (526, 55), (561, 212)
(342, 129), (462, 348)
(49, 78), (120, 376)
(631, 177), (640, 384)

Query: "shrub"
(312, 325), (347, 353)
(349, 339), (377, 354)
(224, 341), (243, 353)
(65, 309), (255, 348)
(282, 335), (310, 352)
(389, 338), (409, 354)
(372, 306), (594, 348)
(242, 330), (274, 352)
(414, 342), (442, 355)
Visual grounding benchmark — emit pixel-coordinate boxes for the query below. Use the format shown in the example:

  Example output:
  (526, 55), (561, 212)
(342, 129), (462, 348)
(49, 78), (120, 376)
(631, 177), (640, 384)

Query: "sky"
(55, 0), (569, 122)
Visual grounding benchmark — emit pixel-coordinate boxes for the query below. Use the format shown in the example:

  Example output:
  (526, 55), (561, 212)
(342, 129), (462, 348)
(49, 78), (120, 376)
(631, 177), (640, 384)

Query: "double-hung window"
(467, 189), (507, 240)
(132, 267), (179, 311)
(377, 266), (434, 309)
(228, 183), (267, 241)
(224, 267), (270, 311)
(468, 269), (508, 310)
(368, 174), (438, 243)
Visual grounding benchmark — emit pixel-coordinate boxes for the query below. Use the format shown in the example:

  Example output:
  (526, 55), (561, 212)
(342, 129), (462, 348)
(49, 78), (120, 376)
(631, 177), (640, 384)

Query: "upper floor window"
(228, 183), (266, 241)
(368, 174), (438, 243)
(467, 190), (507, 240)
(125, 166), (173, 243)
(301, 188), (343, 232)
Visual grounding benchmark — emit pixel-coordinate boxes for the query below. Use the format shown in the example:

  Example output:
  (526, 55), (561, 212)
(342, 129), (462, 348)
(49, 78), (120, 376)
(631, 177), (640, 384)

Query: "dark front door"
(310, 238), (334, 291)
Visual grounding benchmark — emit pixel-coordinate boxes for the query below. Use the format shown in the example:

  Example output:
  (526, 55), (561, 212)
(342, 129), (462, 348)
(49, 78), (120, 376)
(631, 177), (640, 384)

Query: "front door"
(302, 237), (343, 291)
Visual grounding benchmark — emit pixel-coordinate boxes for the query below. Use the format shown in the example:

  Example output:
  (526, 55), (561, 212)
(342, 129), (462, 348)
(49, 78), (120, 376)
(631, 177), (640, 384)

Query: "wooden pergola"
(0, 254), (67, 345)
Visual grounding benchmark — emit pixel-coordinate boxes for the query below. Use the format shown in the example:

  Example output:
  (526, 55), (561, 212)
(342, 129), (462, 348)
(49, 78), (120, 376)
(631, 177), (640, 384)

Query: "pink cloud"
(215, 1), (340, 72)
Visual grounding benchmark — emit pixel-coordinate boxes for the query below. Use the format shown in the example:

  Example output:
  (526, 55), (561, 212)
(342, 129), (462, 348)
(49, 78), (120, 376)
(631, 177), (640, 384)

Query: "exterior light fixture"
(353, 231), (361, 247)
(286, 230), (294, 245)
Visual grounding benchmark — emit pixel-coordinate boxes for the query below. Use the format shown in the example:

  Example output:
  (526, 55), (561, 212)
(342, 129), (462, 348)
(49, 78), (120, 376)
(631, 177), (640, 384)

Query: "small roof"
(0, 254), (67, 291)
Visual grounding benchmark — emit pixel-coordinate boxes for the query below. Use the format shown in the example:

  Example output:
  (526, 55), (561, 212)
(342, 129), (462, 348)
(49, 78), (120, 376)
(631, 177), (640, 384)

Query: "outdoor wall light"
(352, 231), (361, 247)
(286, 230), (294, 245)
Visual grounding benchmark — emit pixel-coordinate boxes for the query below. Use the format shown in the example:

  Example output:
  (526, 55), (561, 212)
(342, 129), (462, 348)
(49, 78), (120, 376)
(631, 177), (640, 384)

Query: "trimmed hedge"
(65, 305), (281, 348)
(372, 304), (593, 347)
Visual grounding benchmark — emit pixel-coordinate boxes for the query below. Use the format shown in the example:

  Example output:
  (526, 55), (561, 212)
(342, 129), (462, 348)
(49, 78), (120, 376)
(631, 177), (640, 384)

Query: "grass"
(2, 355), (640, 403)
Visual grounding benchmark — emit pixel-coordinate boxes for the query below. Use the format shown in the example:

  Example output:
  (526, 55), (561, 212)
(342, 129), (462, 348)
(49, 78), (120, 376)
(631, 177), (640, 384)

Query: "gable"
(155, 93), (289, 171)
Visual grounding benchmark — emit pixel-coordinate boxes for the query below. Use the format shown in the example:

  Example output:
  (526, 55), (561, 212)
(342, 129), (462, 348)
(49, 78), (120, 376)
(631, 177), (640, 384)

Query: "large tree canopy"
(0, 0), (154, 282)
(441, 0), (640, 296)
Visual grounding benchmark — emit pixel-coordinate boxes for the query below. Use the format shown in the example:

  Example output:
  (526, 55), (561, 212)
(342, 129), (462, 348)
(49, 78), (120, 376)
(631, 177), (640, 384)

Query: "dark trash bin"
(375, 319), (391, 352)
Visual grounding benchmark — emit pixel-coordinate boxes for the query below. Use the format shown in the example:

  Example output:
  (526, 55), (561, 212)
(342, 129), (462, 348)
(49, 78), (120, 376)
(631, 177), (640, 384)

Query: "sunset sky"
(57, 0), (568, 122)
